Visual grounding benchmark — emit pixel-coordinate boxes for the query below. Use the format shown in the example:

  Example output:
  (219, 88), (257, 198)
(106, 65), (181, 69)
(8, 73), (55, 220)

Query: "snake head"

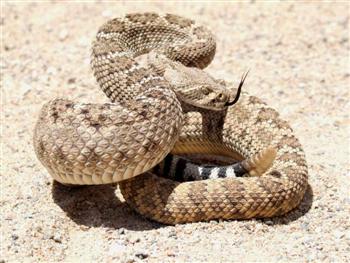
(162, 62), (234, 111)
(178, 71), (249, 111)
(162, 59), (249, 111)
(174, 84), (233, 111)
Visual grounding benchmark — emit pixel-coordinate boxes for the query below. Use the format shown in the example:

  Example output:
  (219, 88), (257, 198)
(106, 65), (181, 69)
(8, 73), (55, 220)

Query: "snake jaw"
(175, 88), (230, 111)
(225, 70), (250, 107)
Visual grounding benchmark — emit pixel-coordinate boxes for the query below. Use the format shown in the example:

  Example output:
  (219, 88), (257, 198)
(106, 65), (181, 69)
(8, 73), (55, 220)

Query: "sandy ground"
(1, 2), (350, 262)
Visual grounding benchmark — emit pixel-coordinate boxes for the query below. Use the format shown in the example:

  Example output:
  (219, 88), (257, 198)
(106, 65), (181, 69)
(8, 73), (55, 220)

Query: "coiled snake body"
(33, 13), (308, 224)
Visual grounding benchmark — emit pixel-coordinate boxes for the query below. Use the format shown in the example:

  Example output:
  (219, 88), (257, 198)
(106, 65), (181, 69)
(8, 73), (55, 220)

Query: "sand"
(1, 2), (349, 262)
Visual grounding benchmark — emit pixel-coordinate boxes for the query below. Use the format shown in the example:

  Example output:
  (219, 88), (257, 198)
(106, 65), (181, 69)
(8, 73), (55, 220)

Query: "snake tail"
(243, 146), (277, 176)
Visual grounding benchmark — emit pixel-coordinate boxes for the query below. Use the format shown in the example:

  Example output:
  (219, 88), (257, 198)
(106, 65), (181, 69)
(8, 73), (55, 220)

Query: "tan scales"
(33, 12), (308, 224)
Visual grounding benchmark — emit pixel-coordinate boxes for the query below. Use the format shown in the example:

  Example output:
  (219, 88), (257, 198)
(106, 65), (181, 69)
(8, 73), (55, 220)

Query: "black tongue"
(225, 70), (249, 107)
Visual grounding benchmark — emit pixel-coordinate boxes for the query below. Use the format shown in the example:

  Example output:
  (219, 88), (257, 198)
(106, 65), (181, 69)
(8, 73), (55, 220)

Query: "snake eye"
(217, 93), (227, 102)
(203, 87), (211, 95)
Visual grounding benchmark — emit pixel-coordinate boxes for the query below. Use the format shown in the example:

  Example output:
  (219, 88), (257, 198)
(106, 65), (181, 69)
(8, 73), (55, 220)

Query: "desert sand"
(1, 2), (349, 262)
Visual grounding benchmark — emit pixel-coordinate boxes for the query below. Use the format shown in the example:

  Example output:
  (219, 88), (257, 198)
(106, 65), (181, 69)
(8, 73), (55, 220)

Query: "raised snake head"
(147, 52), (244, 111)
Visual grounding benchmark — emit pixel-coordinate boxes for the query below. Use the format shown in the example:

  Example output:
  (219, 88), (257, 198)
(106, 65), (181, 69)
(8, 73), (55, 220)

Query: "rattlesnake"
(33, 13), (308, 224)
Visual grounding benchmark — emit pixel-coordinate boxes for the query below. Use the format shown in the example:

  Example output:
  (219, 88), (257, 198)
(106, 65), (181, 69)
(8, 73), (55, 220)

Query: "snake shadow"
(52, 181), (313, 229)
(51, 181), (164, 231)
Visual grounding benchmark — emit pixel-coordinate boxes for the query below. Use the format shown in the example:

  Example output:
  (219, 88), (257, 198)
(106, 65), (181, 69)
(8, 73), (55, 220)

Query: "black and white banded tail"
(154, 147), (277, 181)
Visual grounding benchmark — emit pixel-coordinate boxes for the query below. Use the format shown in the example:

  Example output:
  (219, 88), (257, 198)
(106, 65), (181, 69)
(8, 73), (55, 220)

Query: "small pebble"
(58, 29), (68, 41)
(135, 252), (148, 259)
(166, 251), (176, 257)
(334, 230), (345, 239)
(128, 237), (140, 244)
(52, 234), (62, 243)
(67, 77), (76, 84)
(168, 230), (176, 238)
(46, 66), (57, 75)
(264, 220), (273, 225)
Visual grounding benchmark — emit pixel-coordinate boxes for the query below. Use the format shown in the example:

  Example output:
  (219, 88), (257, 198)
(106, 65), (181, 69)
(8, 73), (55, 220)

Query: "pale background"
(1, 1), (349, 262)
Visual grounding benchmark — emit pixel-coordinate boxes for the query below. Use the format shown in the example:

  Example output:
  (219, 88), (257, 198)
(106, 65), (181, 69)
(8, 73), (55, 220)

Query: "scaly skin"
(120, 91), (308, 224)
(33, 13), (217, 184)
(33, 13), (308, 224)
